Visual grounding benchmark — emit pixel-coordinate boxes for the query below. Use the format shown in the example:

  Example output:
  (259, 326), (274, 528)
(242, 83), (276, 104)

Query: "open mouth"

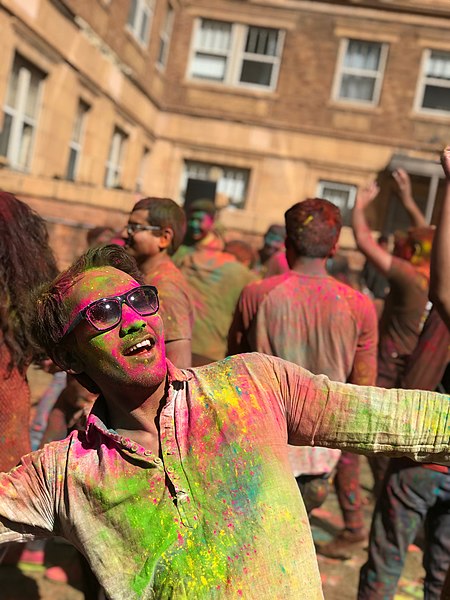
(124, 338), (155, 356)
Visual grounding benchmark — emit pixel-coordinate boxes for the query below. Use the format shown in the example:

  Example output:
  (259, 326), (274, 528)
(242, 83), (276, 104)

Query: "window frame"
(332, 38), (388, 106)
(126, 0), (154, 47)
(181, 160), (250, 209)
(0, 54), (45, 171)
(316, 180), (357, 226)
(157, 3), (174, 69)
(104, 126), (128, 189)
(66, 99), (90, 181)
(188, 18), (284, 91)
(414, 48), (450, 117)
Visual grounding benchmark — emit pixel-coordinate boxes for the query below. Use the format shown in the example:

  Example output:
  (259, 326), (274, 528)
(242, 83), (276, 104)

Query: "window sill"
(183, 78), (280, 100)
(327, 99), (383, 114)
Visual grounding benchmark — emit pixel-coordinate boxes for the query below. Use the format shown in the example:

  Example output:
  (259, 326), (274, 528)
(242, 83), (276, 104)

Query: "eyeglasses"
(61, 285), (159, 339)
(126, 223), (161, 236)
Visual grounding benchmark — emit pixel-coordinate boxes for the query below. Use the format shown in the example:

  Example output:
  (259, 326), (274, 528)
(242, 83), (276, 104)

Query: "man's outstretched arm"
(430, 146), (450, 329)
(352, 181), (392, 275)
(392, 168), (427, 228)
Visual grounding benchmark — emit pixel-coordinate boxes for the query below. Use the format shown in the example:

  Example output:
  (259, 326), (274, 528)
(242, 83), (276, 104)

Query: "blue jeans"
(358, 459), (450, 600)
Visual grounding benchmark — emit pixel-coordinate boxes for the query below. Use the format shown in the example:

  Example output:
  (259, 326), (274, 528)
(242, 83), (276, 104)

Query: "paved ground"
(0, 368), (425, 599)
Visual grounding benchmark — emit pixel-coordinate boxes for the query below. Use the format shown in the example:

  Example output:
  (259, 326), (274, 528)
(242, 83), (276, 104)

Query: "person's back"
(255, 272), (373, 382)
(179, 246), (256, 364)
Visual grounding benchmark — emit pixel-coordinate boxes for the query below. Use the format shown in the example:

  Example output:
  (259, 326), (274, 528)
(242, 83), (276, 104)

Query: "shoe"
(317, 529), (367, 560)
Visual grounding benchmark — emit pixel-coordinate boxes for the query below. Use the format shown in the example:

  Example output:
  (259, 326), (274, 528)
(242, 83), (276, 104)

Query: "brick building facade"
(1, 0), (450, 266)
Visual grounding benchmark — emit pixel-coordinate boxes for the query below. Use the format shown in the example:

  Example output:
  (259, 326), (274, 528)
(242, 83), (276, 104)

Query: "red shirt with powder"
(228, 272), (378, 474)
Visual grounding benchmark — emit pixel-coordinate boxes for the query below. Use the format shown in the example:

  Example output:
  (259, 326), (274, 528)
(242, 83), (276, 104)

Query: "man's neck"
(290, 256), (329, 277)
(106, 377), (168, 453)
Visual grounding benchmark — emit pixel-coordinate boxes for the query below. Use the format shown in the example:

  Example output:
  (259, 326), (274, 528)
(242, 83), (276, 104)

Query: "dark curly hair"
(0, 192), (59, 374)
(132, 197), (187, 255)
(31, 244), (143, 363)
(285, 198), (342, 258)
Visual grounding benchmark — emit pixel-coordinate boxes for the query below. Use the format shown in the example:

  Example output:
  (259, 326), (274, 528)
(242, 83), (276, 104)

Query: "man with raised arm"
(0, 245), (449, 600)
(430, 146), (450, 329)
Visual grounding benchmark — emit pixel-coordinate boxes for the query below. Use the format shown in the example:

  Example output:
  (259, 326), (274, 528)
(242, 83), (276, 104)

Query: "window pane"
(197, 20), (231, 52)
(240, 60), (273, 86)
(344, 40), (381, 71)
(66, 147), (78, 181)
(25, 71), (43, 118)
(245, 27), (278, 57)
(192, 54), (227, 80)
(422, 85), (450, 112)
(426, 51), (450, 79)
(127, 0), (137, 26)
(6, 66), (19, 107)
(140, 10), (149, 42)
(0, 113), (12, 157)
(340, 74), (375, 101)
(18, 123), (33, 169)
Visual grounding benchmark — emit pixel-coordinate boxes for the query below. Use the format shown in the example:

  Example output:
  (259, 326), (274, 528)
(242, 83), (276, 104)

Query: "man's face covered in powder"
(62, 266), (167, 394)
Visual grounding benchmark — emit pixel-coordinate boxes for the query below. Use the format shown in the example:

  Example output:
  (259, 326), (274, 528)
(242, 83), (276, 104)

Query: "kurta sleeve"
(0, 445), (59, 545)
(270, 356), (450, 463)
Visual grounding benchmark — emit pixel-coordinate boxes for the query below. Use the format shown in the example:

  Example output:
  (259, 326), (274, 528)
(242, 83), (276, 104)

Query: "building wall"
(0, 0), (449, 268)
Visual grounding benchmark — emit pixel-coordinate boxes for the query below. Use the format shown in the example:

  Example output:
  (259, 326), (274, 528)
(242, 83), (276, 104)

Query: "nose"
(119, 303), (146, 336)
(121, 225), (130, 244)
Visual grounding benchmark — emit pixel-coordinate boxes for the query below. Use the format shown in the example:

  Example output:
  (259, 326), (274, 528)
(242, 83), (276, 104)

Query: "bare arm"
(348, 297), (378, 386)
(430, 147), (450, 328)
(393, 168), (427, 228)
(352, 181), (393, 275)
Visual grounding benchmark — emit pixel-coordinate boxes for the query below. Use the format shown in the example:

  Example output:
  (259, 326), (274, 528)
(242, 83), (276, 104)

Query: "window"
(181, 161), (250, 209)
(189, 19), (284, 90)
(136, 147), (150, 193)
(157, 3), (174, 69)
(333, 39), (387, 105)
(0, 54), (45, 170)
(66, 100), (89, 181)
(104, 127), (127, 188)
(416, 49), (450, 114)
(317, 181), (357, 226)
(127, 0), (153, 45)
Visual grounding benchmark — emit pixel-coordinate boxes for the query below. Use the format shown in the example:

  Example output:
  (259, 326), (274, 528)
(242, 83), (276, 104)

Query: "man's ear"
(328, 242), (338, 259)
(52, 344), (84, 375)
(158, 227), (174, 251)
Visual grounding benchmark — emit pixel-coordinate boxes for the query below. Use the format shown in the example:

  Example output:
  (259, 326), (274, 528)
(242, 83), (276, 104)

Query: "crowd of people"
(0, 147), (449, 600)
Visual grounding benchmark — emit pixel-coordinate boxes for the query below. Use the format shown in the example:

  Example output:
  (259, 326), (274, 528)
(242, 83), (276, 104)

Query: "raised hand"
(356, 181), (380, 210)
(393, 168), (413, 205)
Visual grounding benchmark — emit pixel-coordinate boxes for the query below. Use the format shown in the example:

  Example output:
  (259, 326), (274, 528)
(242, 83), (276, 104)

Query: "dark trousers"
(358, 459), (450, 600)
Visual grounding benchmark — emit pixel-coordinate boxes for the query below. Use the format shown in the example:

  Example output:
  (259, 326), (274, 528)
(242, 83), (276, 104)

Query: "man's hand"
(355, 181), (380, 210)
(392, 167), (426, 227)
(441, 146), (450, 180)
(393, 168), (414, 206)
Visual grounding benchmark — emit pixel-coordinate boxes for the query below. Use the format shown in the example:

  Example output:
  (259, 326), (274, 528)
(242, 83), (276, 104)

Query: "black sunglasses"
(61, 285), (159, 339)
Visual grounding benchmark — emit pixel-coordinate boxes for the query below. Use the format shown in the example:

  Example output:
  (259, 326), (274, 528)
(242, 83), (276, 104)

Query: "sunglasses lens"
(87, 299), (121, 330)
(128, 287), (158, 315)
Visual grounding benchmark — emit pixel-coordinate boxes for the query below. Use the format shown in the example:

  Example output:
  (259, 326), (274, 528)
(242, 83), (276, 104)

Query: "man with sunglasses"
(123, 197), (194, 369)
(0, 244), (449, 600)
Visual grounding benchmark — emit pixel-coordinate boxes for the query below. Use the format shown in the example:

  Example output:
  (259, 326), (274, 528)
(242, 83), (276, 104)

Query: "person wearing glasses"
(0, 244), (450, 599)
(123, 197), (194, 369)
